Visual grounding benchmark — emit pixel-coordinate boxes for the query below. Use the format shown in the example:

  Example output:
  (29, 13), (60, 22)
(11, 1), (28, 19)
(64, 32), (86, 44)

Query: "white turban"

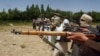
(80, 14), (93, 27)
(62, 19), (69, 24)
(80, 14), (93, 23)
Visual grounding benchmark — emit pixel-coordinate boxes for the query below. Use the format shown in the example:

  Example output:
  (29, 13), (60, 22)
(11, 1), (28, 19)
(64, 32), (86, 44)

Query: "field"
(0, 25), (53, 56)
(0, 22), (98, 56)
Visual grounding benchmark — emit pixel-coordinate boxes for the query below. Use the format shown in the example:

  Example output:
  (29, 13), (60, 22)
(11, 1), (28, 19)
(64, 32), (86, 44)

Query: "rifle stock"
(11, 29), (97, 39)
(22, 31), (67, 36)
(11, 29), (67, 36)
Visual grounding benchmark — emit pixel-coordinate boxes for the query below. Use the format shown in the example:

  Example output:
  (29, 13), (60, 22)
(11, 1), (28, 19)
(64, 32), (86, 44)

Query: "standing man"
(53, 18), (70, 56)
(32, 19), (36, 29)
(51, 13), (62, 31)
(71, 14), (98, 56)
(50, 13), (62, 45)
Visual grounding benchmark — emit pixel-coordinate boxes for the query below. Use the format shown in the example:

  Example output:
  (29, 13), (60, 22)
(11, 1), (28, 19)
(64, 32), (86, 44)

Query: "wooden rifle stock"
(17, 31), (67, 36)
(11, 29), (97, 39)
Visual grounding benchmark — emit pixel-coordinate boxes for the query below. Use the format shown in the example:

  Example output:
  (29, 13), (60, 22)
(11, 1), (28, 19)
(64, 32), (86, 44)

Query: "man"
(43, 18), (52, 42)
(32, 19), (36, 29)
(35, 18), (42, 30)
(50, 13), (62, 46)
(71, 14), (99, 56)
(51, 13), (62, 31)
(53, 19), (70, 56)
(66, 32), (100, 56)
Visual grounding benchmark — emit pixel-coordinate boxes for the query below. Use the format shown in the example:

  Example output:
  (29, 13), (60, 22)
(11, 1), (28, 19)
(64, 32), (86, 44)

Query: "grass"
(0, 21), (32, 26)
(0, 20), (100, 26)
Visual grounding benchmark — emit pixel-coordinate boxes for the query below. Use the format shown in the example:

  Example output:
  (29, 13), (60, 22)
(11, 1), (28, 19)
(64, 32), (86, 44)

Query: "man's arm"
(67, 32), (100, 52)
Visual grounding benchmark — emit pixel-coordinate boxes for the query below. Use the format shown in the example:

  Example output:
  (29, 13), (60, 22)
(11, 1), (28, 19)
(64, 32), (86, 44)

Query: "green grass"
(0, 20), (100, 26)
(0, 21), (32, 26)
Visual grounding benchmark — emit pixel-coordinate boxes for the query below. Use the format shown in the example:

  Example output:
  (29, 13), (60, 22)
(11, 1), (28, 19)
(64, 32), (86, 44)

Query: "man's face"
(80, 18), (88, 27)
(64, 23), (69, 26)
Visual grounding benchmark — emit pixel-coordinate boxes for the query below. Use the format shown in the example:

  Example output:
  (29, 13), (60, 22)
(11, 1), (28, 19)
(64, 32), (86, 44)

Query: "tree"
(73, 10), (84, 21)
(40, 4), (45, 18)
(0, 8), (8, 20)
(26, 4), (35, 20)
(34, 5), (40, 18)
(45, 5), (53, 18)
(10, 8), (21, 21)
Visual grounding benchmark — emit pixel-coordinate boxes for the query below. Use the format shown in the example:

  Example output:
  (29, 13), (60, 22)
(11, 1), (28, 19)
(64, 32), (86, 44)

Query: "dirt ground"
(0, 25), (54, 56)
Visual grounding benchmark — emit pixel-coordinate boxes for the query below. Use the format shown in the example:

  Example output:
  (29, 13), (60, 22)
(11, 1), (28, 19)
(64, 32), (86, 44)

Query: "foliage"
(0, 4), (100, 23)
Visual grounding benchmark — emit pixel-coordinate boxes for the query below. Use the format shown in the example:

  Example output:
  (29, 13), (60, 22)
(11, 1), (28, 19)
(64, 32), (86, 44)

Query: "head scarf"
(80, 14), (93, 27)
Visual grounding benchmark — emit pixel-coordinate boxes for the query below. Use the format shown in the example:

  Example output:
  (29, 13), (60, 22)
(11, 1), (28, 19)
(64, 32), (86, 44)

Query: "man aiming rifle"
(71, 14), (99, 56)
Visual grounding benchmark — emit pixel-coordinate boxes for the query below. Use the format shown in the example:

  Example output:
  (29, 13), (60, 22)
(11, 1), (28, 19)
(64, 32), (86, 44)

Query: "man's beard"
(80, 22), (90, 27)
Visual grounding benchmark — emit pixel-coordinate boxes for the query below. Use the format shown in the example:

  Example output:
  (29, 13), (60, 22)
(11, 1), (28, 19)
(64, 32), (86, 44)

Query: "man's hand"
(80, 28), (91, 32)
(66, 32), (89, 42)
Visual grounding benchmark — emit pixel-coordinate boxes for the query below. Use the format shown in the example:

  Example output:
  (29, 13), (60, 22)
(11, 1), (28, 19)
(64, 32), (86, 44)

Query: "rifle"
(11, 29), (99, 39)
